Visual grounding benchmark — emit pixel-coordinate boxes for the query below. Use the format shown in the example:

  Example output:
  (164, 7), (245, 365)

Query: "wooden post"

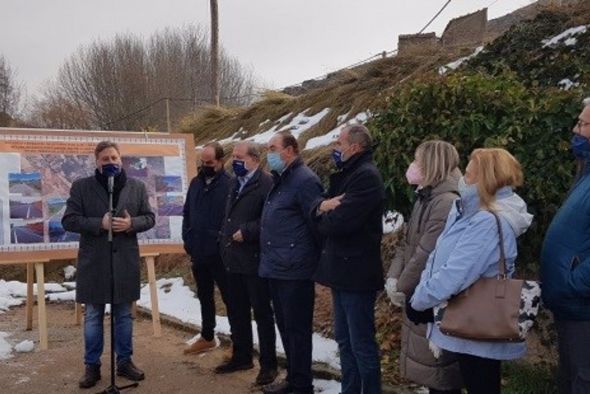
(35, 262), (48, 350)
(75, 303), (83, 326)
(144, 254), (162, 337)
(26, 263), (34, 331)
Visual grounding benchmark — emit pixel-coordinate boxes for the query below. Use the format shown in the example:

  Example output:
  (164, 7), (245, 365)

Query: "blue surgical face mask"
(232, 159), (249, 177)
(267, 152), (286, 173)
(458, 176), (478, 199)
(101, 163), (121, 177)
(571, 133), (590, 159)
(331, 149), (344, 169)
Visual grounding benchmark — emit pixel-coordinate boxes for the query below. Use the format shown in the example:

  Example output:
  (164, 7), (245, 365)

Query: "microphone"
(108, 176), (114, 194)
(102, 163), (121, 193)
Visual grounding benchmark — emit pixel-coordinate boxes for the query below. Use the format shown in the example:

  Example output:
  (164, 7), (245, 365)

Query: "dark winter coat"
(312, 150), (385, 291)
(259, 157), (323, 280)
(220, 168), (273, 274)
(542, 162), (590, 321)
(62, 174), (155, 304)
(182, 169), (231, 262)
(387, 171), (462, 390)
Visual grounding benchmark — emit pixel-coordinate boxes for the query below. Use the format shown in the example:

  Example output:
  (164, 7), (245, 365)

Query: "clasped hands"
(102, 209), (132, 232)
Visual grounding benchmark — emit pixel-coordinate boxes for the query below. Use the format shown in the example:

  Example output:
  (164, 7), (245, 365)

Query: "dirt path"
(0, 302), (264, 393)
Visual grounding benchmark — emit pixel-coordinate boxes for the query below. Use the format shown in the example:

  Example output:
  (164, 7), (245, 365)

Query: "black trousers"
(429, 388), (462, 394)
(455, 353), (501, 394)
(556, 320), (590, 394)
(191, 254), (229, 341)
(269, 278), (315, 393)
(226, 272), (277, 370)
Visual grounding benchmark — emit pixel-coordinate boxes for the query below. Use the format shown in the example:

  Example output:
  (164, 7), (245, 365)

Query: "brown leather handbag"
(433, 212), (541, 342)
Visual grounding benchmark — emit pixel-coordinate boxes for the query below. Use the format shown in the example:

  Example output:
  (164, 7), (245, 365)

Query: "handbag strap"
(489, 211), (507, 278)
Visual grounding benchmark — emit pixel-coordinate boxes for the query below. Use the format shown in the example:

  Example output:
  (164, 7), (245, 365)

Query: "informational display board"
(0, 128), (197, 263)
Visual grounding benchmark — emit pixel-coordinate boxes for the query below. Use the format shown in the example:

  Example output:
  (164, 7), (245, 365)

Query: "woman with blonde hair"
(409, 148), (533, 393)
(387, 140), (463, 394)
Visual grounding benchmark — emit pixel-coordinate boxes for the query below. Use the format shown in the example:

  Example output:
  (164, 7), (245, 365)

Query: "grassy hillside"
(176, 2), (590, 389)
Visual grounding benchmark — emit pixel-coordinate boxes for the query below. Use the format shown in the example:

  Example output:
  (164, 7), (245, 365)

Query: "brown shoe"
(183, 337), (216, 355)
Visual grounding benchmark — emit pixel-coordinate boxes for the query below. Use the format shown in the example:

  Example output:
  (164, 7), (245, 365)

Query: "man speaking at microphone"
(63, 141), (155, 389)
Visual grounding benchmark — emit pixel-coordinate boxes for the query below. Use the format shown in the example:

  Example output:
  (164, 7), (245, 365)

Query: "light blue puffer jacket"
(411, 187), (533, 360)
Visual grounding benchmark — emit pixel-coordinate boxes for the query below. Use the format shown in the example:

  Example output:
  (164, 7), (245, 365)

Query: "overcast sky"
(1, 0), (533, 97)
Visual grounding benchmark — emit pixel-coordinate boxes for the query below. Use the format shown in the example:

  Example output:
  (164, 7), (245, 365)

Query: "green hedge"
(370, 71), (583, 273)
(466, 10), (590, 89)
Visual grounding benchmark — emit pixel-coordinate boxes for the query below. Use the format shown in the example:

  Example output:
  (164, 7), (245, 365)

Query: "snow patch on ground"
(305, 111), (371, 150)
(0, 276), (343, 387)
(48, 290), (76, 302)
(542, 25), (588, 48)
(0, 280), (66, 298)
(558, 78), (580, 90)
(138, 277), (341, 369)
(0, 281), (25, 312)
(0, 332), (13, 359)
(247, 108), (331, 144)
(214, 109), (331, 146)
(14, 340), (34, 353)
(63, 265), (76, 280)
(313, 379), (342, 393)
(438, 46), (484, 75)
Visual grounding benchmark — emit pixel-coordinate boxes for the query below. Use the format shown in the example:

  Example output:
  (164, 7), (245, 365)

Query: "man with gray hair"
(542, 97), (590, 394)
(312, 124), (385, 393)
(214, 141), (278, 386)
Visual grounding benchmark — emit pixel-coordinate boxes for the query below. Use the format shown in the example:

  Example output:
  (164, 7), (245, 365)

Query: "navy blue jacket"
(541, 164), (590, 321)
(182, 169), (231, 262)
(220, 168), (274, 274)
(312, 150), (385, 291)
(259, 157), (323, 280)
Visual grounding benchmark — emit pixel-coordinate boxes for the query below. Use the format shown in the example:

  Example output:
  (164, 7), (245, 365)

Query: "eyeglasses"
(576, 119), (590, 128)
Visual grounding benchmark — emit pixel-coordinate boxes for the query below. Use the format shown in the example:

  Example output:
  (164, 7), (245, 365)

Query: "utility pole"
(210, 0), (220, 107)
(165, 98), (171, 133)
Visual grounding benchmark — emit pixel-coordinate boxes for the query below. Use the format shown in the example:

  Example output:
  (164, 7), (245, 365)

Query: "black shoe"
(262, 379), (291, 394)
(214, 358), (254, 374)
(79, 364), (101, 389)
(255, 368), (278, 386)
(117, 360), (145, 381)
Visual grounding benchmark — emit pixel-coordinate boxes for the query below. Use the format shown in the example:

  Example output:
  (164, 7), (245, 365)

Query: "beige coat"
(388, 171), (463, 391)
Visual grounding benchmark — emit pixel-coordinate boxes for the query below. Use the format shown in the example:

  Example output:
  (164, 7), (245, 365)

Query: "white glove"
(385, 278), (405, 307)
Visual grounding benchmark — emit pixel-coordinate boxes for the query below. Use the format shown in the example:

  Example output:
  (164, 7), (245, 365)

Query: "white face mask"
(458, 176), (478, 199)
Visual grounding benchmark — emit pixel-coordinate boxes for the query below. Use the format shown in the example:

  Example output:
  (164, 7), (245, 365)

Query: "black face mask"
(200, 165), (217, 178)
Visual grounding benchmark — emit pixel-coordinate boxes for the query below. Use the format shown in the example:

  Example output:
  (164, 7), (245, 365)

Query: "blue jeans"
(84, 303), (133, 367)
(333, 289), (382, 394)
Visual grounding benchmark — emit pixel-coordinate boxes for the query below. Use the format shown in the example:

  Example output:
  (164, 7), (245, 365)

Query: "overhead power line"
(104, 93), (259, 129)
(418, 0), (452, 34)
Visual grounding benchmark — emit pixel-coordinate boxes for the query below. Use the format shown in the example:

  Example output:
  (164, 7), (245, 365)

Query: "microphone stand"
(98, 175), (138, 394)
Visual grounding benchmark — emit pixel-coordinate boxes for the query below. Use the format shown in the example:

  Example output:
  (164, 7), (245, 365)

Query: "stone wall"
(397, 32), (440, 56)
(441, 8), (487, 48)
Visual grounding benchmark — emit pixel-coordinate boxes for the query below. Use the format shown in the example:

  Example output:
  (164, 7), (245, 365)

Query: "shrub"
(467, 9), (590, 88)
(370, 71), (583, 273)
